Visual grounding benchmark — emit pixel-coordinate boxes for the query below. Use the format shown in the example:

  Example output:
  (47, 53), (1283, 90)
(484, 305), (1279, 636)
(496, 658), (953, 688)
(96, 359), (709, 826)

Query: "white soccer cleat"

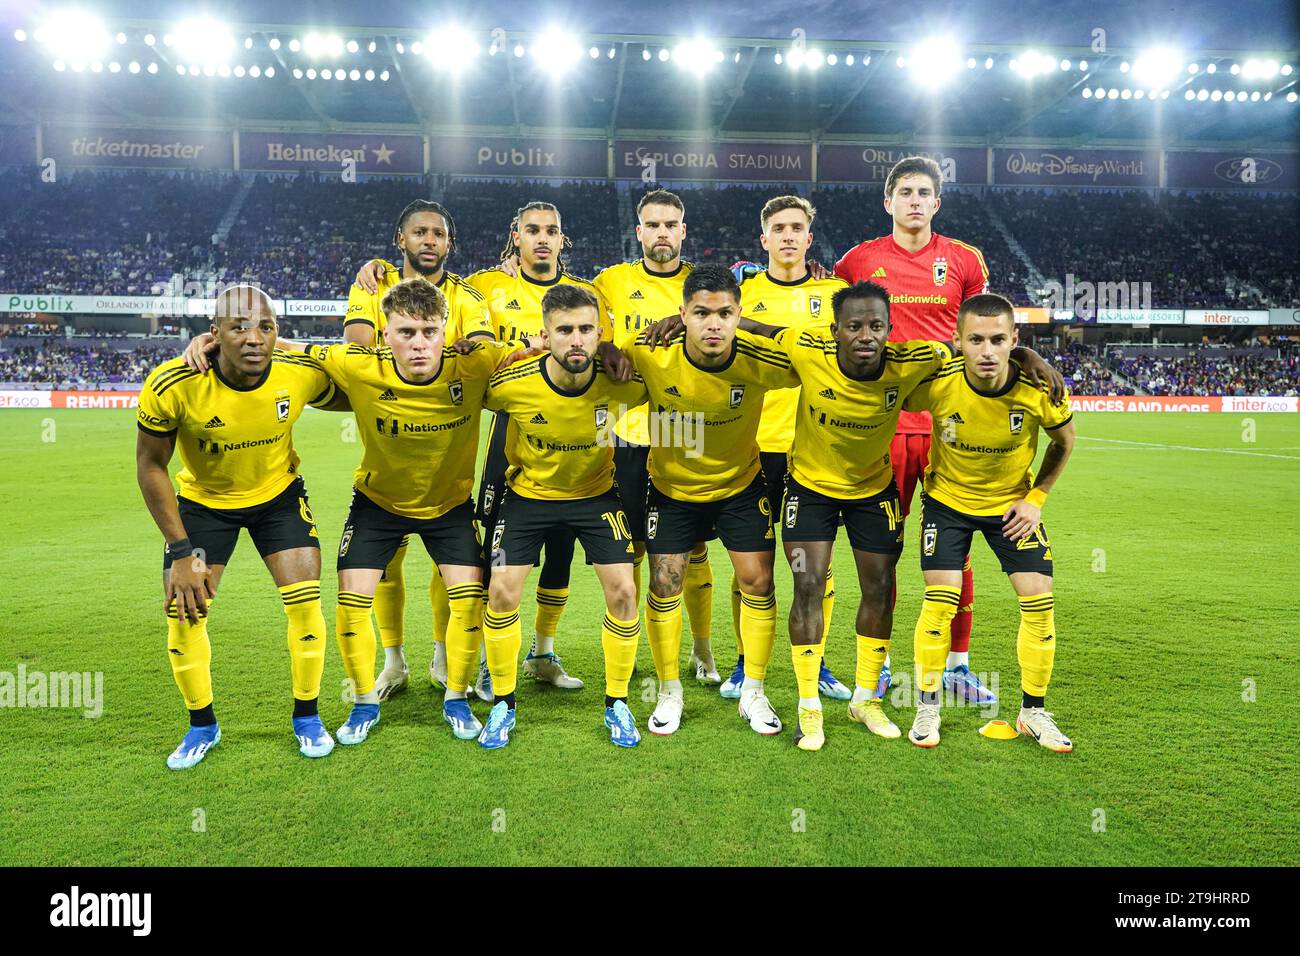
(690, 652), (722, 685)
(374, 665), (409, 701)
(429, 645), (448, 691)
(523, 652), (583, 689)
(739, 691), (782, 735)
(647, 692), (683, 735)
(1016, 707), (1074, 753)
(908, 701), (942, 747)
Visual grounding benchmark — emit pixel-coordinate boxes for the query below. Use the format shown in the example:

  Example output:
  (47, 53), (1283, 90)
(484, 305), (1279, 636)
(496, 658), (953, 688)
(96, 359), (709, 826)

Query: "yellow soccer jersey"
(630, 329), (799, 502)
(136, 351), (335, 509)
(593, 259), (694, 445)
(344, 262), (493, 344)
(779, 334), (951, 499)
(466, 267), (612, 343)
(484, 355), (648, 500)
(306, 340), (513, 519)
(741, 270), (849, 454)
(905, 358), (1074, 516)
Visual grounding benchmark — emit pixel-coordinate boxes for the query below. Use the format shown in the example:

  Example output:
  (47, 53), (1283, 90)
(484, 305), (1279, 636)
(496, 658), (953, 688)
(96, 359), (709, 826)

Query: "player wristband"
(1025, 488), (1049, 508)
(166, 537), (195, 560)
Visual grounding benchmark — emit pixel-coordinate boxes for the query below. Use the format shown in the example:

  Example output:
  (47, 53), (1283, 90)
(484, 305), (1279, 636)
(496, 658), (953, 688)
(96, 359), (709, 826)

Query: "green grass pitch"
(1, 408), (1295, 866)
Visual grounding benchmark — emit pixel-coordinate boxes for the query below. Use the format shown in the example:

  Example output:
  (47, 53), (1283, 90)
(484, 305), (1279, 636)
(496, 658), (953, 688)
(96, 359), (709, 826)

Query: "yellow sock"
(632, 553), (644, 606)
(684, 549), (714, 642)
(601, 612), (641, 698)
(336, 591), (377, 696)
(373, 537), (407, 649)
(445, 582), (485, 693)
(645, 592), (683, 682)
(739, 590), (777, 680)
(791, 639), (825, 698)
(483, 606), (521, 697)
(730, 574), (745, 656)
(914, 586), (960, 693)
(280, 582), (325, 701)
(1017, 594), (1057, 696)
(534, 585), (569, 639)
(855, 635), (890, 697)
(430, 563), (451, 643)
(166, 598), (213, 710)
(821, 567), (835, 642)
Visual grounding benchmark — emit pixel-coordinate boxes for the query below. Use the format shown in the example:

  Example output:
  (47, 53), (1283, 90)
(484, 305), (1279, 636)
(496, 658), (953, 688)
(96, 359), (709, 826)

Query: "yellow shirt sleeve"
(136, 364), (185, 435)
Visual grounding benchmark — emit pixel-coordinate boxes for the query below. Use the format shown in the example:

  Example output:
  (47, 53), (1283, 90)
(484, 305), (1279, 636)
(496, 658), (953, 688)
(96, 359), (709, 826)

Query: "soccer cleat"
(166, 724), (220, 770)
(472, 661), (493, 701)
(605, 700), (641, 747)
(336, 702), (380, 745)
(293, 715), (335, 758)
(477, 701), (516, 750)
(691, 652), (722, 685)
(793, 706), (825, 751)
(719, 658), (745, 699)
(443, 698), (483, 740)
(647, 692), (683, 735)
(875, 661), (892, 699)
(523, 652), (583, 689)
(1016, 707), (1074, 753)
(817, 661), (852, 700)
(374, 665), (409, 701)
(848, 698), (902, 739)
(429, 653), (448, 691)
(908, 702), (941, 748)
(943, 664), (998, 704)
(739, 692), (782, 735)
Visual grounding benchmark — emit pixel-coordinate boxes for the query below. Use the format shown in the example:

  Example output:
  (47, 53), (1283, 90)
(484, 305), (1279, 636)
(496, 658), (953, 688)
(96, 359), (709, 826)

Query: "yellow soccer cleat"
(794, 705), (825, 751)
(848, 698), (901, 739)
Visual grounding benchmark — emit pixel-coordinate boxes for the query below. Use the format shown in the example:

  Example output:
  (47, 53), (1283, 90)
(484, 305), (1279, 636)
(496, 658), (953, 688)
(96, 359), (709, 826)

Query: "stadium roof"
(2, 4), (1297, 149)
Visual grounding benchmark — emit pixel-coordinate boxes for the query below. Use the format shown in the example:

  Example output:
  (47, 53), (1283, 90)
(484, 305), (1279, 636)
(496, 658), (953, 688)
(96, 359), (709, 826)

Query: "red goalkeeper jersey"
(835, 232), (989, 434)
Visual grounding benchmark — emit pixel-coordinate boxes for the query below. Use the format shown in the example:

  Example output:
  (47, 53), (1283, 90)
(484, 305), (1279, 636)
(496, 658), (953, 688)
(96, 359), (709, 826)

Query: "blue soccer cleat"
(477, 700), (516, 750)
(605, 700), (641, 748)
(336, 702), (380, 745)
(719, 658), (745, 699)
(875, 661), (892, 699)
(443, 697), (483, 740)
(166, 723), (220, 770)
(943, 664), (998, 704)
(293, 714), (335, 758)
(817, 660), (852, 701)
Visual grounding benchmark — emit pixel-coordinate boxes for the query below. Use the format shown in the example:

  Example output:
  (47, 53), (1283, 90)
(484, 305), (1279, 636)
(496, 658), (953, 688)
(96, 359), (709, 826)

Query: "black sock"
(189, 704), (216, 727)
(920, 690), (939, 705)
(495, 692), (516, 710)
(1022, 692), (1045, 709)
(293, 697), (318, 719)
(736, 654), (745, 666)
(605, 695), (626, 708)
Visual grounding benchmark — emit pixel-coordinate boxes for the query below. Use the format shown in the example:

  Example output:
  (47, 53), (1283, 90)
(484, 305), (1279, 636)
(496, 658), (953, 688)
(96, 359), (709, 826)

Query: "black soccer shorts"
(760, 451), (788, 518)
(489, 488), (634, 567)
(645, 476), (775, 555)
(166, 477), (319, 569)
(337, 490), (483, 571)
(918, 492), (1053, 576)
(613, 441), (650, 541)
(780, 476), (905, 555)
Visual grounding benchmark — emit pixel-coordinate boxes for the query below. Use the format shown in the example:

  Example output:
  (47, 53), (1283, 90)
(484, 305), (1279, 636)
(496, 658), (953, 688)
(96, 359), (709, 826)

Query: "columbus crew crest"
(923, 524), (938, 556)
(481, 486), (495, 516)
(809, 296), (822, 316)
(449, 379), (464, 406)
(932, 258), (948, 286)
(595, 403), (608, 430)
(785, 495), (799, 529)
(646, 508), (659, 539)
(729, 384), (745, 408)
(1009, 409), (1025, 434)
(338, 529), (353, 558)
(884, 387), (899, 410)
(275, 396), (291, 422)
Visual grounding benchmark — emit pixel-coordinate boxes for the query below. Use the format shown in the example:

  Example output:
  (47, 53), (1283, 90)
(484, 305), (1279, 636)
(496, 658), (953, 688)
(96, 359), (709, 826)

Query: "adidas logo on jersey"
(664, 385), (682, 397)
(204, 416), (225, 429)
(530, 413), (548, 424)
(871, 266), (887, 278)
(629, 290), (644, 300)
(751, 302), (767, 312)
(947, 412), (966, 424)
(818, 387), (836, 400)
(377, 389), (397, 401)
(505, 299), (522, 310)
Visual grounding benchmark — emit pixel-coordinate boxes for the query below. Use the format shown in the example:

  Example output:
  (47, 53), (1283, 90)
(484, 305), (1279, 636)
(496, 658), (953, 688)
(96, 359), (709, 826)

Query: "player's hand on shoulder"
(1001, 499), (1041, 542)
(495, 344), (545, 370)
(449, 337), (478, 355)
(182, 332), (217, 372)
(498, 255), (521, 278)
(354, 259), (386, 294)
(643, 313), (683, 350)
(1020, 350), (1066, 403)
(597, 341), (632, 383)
(806, 259), (830, 280)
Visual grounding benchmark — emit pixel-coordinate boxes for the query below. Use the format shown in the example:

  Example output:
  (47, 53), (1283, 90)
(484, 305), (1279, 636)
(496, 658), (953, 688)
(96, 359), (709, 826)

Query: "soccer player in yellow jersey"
(347, 200), (494, 702)
(592, 189), (721, 686)
(732, 195), (853, 702)
(625, 265), (799, 737)
(903, 293), (1076, 752)
(478, 285), (647, 748)
(136, 286), (339, 768)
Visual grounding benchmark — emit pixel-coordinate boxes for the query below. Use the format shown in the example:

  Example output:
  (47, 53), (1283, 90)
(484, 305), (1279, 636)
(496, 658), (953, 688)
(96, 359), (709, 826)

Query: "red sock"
(949, 556), (973, 653)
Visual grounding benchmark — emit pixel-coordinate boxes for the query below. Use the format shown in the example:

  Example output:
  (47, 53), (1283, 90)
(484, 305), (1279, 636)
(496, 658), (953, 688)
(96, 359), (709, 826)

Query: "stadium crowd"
(0, 341), (177, 386)
(1112, 350), (1299, 396)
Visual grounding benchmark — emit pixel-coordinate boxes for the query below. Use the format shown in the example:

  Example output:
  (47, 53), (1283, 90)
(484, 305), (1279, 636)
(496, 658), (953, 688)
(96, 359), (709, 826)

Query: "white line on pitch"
(1077, 436), (1300, 461)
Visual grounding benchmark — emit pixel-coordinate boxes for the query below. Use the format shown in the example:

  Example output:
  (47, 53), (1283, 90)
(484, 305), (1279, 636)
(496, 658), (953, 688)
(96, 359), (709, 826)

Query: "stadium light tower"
(672, 39), (722, 75)
(174, 18), (235, 66)
(1133, 47), (1183, 88)
(531, 29), (583, 70)
(908, 36), (961, 87)
(1014, 49), (1053, 77)
(36, 10), (110, 64)
(427, 27), (480, 71)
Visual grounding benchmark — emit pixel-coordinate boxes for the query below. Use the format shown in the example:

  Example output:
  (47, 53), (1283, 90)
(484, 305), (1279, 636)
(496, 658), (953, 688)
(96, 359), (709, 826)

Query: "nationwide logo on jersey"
(932, 258), (948, 286)
(595, 403), (608, 430)
(751, 302), (767, 313)
(204, 416), (225, 429)
(664, 385), (682, 397)
(449, 380), (464, 406)
(729, 384), (745, 408)
(629, 290), (644, 300)
(195, 436), (221, 456)
(505, 299), (522, 310)
(1009, 409), (1025, 434)
(530, 412), (548, 424)
(818, 387), (836, 400)
(275, 396), (291, 422)
(871, 266), (887, 278)
(885, 387), (899, 410)
(377, 415), (400, 437)
(377, 388), (397, 401)
(809, 296), (822, 316)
